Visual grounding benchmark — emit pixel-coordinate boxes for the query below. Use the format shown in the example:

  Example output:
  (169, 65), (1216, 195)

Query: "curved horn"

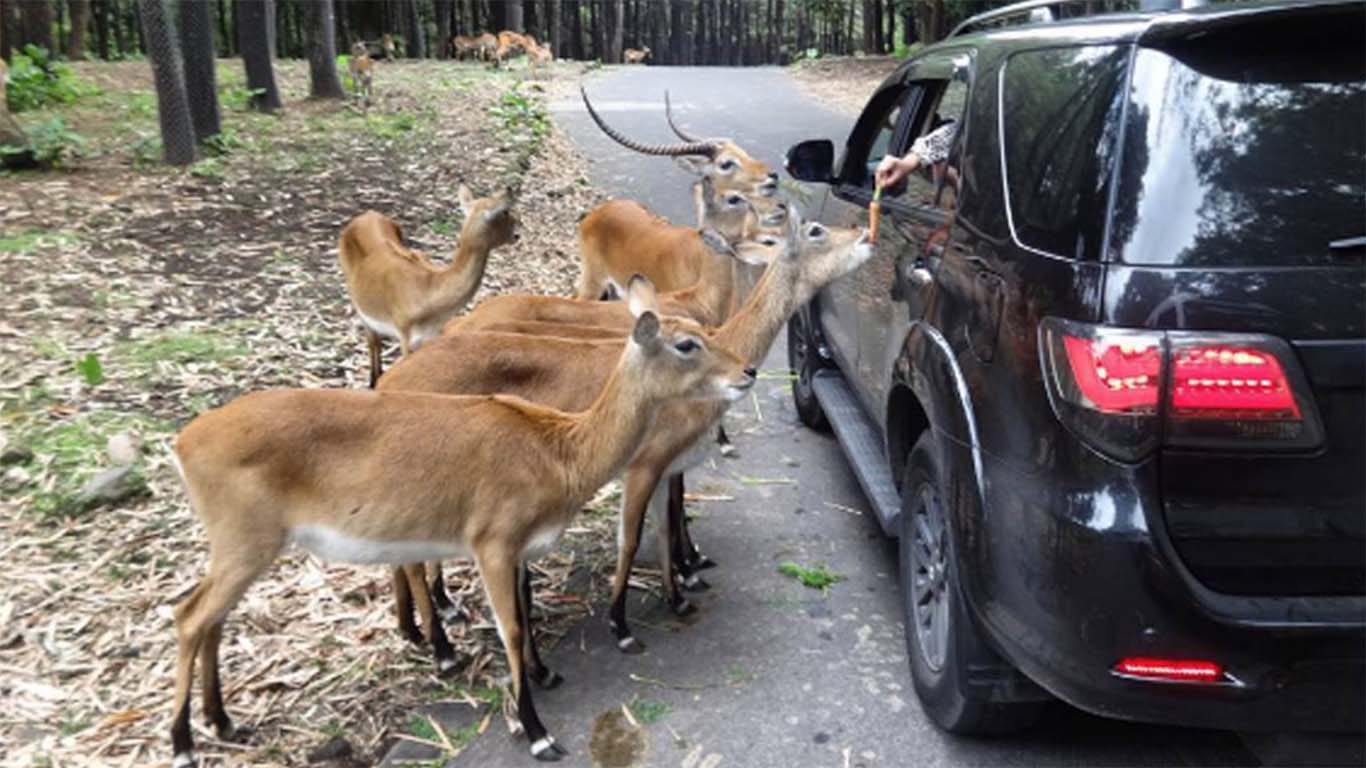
(580, 87), (717, 158)
(664, 90), (704, 143)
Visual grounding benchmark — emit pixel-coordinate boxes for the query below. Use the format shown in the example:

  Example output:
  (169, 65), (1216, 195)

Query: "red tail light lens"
(1041, 320), (1322, 460)
(1062, 335), (1161, 414)
(1114, 657), (1224, 684)
(1170, 346), (1300, 419)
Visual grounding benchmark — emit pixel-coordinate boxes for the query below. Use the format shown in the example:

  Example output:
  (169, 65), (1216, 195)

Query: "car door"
(817, 81), (917, 380)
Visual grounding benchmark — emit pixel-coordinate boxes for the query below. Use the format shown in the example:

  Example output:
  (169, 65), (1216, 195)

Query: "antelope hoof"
(533, 668), (564, 690)
(400, 625), (425, 646)
(437, 601), (469, 624)
(718, 442), (738, 458)
(681, 572), (711, 593)
(688, 553), (718, 571)
(436, 656), (461, 678)
(670, 597), (697, 618)
(172, 752), (198, 768)
(530, 736), (568, 761)
(616, 635), (645, 655)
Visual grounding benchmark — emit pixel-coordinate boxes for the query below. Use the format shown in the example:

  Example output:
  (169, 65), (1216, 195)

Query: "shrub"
(5, 45), (95, 113)
(1, 116), (86, 168)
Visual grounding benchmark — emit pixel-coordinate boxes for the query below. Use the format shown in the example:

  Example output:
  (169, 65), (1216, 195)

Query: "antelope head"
(624, 276), (757, 403)
(456, 184), (519, 250)
(579, 88), (780, 200)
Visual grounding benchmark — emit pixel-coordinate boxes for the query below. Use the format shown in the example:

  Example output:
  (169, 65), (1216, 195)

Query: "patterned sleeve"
(909, 121), (957, 165)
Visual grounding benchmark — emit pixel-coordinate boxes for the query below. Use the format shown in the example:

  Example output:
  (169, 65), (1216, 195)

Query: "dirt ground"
(788, 55), (903, 115)
(0, 58), (629, 766)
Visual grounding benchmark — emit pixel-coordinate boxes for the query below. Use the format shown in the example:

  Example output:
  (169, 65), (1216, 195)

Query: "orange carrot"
(869, 186), (883, 243)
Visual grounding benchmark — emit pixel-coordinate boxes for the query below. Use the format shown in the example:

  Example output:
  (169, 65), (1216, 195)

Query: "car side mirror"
(785, 139), (835, 184)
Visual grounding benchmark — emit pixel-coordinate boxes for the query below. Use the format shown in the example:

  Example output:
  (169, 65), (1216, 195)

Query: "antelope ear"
(674, 155), (711, 175)
(631, 311), (661, 350)
(734, 239), (778, 266)
(626, 274), (659, 317)
(457, 184), (474, 214)
(699, 228), (732, 257)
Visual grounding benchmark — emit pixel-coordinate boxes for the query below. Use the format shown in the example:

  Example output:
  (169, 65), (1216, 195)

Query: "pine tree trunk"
(238, 0), (282, 111)
(668, 0), (685, 64)
(67, 0), (91, 58)
(19, 0), (54, 51)
(607, 0), (620, 61)
(402, 0), (423, 56)
(435, 0), (451, 56)
(0, 0), (15, 61)
(504, 0), (522, 31)
(567, 0), (582, 59)
(178, 0), (220, 140)
(304, 0), (344, 97)
(91, 0), (110, 58)
(549, 0), (561, 54)
(138, 0), (195, 164)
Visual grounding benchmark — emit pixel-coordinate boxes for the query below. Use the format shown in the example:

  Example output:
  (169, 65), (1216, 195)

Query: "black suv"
(784, 0), (1364, 736)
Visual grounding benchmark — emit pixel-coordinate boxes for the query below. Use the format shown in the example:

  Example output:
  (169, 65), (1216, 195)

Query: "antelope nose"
(743, 366), (757, 379)
(767, 171), (778, 180)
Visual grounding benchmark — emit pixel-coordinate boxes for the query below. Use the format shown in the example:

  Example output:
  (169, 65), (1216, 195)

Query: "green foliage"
(5, 45), (97, 113)
(489, 83), (549, 143)
(221, 85), (267, 112)
(337, 54), (354, 91)
(892, 42), (924, 59)
(75, 353), (103, 386)
(201, 130), (246, 156)
(627, 696), (669, 725)
(777, 561), (844, 590)
(114, 330), (247, 366)
(366, 112), (417, 140)
(0, 229), (79, 254)
(4, 116), (87, 167)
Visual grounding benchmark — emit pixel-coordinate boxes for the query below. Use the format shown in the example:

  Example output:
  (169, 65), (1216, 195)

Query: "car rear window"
(1112, 24), (1365, 267)
(1000, 45), (1129, 260)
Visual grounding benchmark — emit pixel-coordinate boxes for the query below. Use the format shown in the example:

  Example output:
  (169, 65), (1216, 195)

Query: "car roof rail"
(947, 0), (1177, 39)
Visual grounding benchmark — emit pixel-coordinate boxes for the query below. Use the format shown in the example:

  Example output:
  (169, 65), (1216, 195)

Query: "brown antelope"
(452, 34), (482, 60)
(526, 40), (554, 71)
(382, 33), (397, 60)
(338, 186), (517, 387)
(623, 46), (651, 64)
(381, 209), (872, 654)
(573, 177), (765, 308)
(166, 307), (754, 766)
(581, 88), (781, 208)
(347, 42), (374, 102)
(495, 30), (533, 65)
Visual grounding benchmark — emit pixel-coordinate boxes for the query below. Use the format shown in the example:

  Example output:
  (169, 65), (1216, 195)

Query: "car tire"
(787, 310), (830, 432)
(899, 432), (1042, 735)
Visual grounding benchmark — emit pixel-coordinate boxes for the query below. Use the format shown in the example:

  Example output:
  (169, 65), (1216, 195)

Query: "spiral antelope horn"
(664, 91), (705, 143)
(580, 87), (717, 158)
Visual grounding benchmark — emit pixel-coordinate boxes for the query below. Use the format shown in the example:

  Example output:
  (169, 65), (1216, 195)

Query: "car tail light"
(1113, 657), (1225, 684)
(1040, 320), (1322, 461)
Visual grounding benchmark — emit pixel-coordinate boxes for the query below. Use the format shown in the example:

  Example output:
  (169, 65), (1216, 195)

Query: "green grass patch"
(627, 696), (669, 725)
(0, 229), (80, 254)
(2, 409), (168, 520)
(113, 329), (248, 367)
(777, 561), (844, 591)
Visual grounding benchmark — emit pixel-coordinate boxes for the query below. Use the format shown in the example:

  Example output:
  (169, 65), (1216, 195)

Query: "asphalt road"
(391, 65), (1278, 768)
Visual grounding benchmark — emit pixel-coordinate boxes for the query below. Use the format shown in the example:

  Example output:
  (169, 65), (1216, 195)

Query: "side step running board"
(811, 370), (902, 536)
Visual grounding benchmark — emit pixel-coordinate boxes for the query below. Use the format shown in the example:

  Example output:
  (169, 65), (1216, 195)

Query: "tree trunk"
(548, 0), (561, 54)
(668, 0), (685, 64)
(0, 0), (15, 61)
(137, 0), (195, 164)
(607, 0), (620, 61)
(90, 0), (109, 58)
(504, 0), (522, 31)
(885, 0), (893, 51)
(434, 0), (450, 56)
(178, 0), (220, 140)
(238, 0), (282, 111)
(402, 0), (423, 56)
(304, 0), (343, 97)
(19, 0), (54, 51)
(568, 0), (582, 58)
(67, 0), (91, 58)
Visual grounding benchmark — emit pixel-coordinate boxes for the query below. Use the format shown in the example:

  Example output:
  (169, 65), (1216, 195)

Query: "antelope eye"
(725, 194), (745, 206)
(718, 159), (738, 171)
(673, 338), (699, 355)
(759, 236), (778, 246)
(806, 224), (827, 239)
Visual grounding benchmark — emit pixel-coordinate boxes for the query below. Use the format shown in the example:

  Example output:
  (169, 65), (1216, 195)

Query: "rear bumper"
(948, 438), (1366, 733)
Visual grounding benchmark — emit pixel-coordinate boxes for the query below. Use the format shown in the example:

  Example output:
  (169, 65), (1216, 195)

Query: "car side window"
(844, 85), (914, 189)
(901, 77), (969, 212)
(1000, 45), (1128, 260)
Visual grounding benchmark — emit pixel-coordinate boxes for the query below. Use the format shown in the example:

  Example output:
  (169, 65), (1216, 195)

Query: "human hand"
(875, 154), (914, 190)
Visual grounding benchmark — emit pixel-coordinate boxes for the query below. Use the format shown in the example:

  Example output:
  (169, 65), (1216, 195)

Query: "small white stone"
(107, 432), (142, 467)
